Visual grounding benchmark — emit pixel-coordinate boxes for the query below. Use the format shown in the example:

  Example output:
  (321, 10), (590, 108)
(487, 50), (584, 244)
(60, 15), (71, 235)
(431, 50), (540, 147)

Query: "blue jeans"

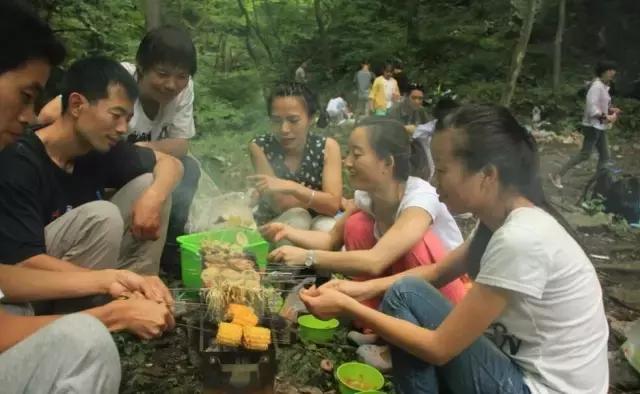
(381, 277), (531, 394)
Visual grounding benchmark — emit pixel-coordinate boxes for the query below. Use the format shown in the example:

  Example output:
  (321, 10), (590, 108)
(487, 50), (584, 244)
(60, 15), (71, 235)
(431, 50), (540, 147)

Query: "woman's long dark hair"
(436, 104), (580, 276)
(357, 117), (429, 181)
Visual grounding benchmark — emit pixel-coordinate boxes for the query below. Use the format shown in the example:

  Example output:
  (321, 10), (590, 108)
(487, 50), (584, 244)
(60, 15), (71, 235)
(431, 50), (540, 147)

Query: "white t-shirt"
(121, 62), (196, 141)
(326, 97), (347, 116)
(582, 78), (611, 131)
(354, 176), (463, 251)
(476, 207), (609, 394)
(383, 78), (395, 109)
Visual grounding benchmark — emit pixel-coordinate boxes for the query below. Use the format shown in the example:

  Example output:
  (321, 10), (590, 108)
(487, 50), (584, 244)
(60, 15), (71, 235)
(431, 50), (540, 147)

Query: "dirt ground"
(117, 138), (640, 394)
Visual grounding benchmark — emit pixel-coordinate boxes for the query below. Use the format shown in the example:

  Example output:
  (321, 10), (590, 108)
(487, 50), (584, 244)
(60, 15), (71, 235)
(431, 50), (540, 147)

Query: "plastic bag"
(185, 191), (256, 234)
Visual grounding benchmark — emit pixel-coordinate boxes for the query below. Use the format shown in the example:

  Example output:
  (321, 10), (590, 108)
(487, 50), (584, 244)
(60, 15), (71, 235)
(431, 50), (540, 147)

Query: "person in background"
(412, 97), (459, 181)
(354, 61), (374, 116)
(39, 26), (200, 275)
(550, 60), (621, 189)
(295, 61), (309, 84)
(248, 83), (342, 242)
(326, 91), (352, 125)
(389, 82), (429, 135)
(369, 64), (400, 116)
(300, 105), (608, 394)
(393, 62), (410, 96)
(0, 2), (172, 393)
(263, 118), (467, 370)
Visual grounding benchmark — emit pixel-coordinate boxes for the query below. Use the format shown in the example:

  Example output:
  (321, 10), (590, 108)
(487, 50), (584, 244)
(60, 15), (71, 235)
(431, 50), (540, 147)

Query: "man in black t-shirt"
(0, 57), (183, 284)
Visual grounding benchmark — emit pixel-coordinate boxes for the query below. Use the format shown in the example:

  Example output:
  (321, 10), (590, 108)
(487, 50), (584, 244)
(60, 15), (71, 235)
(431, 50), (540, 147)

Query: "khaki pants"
(45, 174), (170, 275)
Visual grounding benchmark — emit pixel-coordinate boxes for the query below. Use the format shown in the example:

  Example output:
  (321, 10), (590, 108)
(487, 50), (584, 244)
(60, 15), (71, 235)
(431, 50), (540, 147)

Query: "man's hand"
(143, 275), (174, 308)
(320, 279), (379, 302)
(116, 299), (175, 339)
(107, 271), (174, 307)
(268, 245), (307, 266)
(259, 222), (291, 243)
(131, 189), (164, 241)
(299, 285), (352, 320)
(247, 175), (296, 194)
(405, 124), (417, 135)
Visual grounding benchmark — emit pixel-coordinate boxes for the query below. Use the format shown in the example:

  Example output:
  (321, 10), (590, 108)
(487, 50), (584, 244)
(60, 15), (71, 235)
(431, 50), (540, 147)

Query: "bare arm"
(0, 264), (113, 302)
(311, 208), (430, 276)
(136, 139), (189, 158)
(18, 254), (90, 273)
(248, 138), (342, 216)
(333, 283), (507, 365)
(261, 208), (352, 250)
(0, 310), (59, 352)
(131, 150), (184, 240)
(325, 239), (472, 301)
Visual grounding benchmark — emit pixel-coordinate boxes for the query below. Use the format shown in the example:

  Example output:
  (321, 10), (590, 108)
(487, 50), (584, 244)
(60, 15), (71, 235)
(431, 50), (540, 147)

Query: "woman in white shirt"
(299, 105), (609, 394)
(263, 118), (467, 305)
(550, 60), (621, 189)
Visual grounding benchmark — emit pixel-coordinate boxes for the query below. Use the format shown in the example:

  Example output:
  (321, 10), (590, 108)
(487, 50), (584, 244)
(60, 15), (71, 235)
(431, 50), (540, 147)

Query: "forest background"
(30, 0), (640, 192)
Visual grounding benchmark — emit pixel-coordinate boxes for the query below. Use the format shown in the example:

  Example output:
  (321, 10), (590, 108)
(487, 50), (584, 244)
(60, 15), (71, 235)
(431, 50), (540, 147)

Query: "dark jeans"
(558, 126), (610, 177)
(167, 155), (201, 243)
(381, 277), (531, 394)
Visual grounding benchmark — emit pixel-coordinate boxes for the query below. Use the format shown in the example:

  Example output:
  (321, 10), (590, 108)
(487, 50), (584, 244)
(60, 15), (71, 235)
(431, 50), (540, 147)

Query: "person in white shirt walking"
(299, 105), (609, 394)
(550, 60), (621, 189)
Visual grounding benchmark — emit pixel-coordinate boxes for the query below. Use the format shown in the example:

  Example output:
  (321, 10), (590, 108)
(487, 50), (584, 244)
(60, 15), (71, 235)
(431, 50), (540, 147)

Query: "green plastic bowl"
(297, 314), (339, 344)
(335, 362), (385, 394)
(177, 227), (269, 290)
(359, 392), (385, 394)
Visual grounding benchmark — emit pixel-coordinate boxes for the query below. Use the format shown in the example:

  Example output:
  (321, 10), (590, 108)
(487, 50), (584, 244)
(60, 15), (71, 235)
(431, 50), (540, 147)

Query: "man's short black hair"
(136, 26), (197, 75)
(0, 0), (66, 75)
(61, 57), (139, 112)
(595, 60), (617, 77)
(433, 97), (459, 122)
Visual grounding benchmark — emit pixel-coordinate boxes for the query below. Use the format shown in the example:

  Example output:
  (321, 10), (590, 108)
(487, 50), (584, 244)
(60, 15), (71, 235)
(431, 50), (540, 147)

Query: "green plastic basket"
(176, 227), (269, 289)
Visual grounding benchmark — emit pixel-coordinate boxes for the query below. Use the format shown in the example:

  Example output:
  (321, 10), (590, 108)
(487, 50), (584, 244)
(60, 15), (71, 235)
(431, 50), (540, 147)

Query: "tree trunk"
(142, 0), (162, 31)
(406, 0), (420, 46)
(314, 0), (331, 74)
(237, 0), (274, 64)
(501, 0), (539, 107)
(553, 0), (566, 93)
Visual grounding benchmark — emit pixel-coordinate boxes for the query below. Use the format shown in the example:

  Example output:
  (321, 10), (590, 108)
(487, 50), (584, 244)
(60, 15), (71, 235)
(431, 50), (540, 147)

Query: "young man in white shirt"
(550, 60), (621, 189)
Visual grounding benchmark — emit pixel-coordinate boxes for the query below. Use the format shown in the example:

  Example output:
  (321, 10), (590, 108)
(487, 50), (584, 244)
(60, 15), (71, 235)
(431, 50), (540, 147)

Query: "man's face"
(139, 63), (189, 105)
(74, 84), (134, 153)
(0, 59), (50, 150)
(409, 89), (425, 110)
(383, 69), (393, 79)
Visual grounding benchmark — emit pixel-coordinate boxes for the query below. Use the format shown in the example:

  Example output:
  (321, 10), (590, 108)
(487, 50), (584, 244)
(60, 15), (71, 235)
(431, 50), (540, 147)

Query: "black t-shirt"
(0, 131), (156, 264)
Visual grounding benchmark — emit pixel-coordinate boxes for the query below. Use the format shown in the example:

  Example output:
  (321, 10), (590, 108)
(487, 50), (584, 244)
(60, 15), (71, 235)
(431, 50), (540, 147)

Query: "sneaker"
(548, 173), (564, 189)
(347, 331), (379, 345)
(356, 344), (392, 372)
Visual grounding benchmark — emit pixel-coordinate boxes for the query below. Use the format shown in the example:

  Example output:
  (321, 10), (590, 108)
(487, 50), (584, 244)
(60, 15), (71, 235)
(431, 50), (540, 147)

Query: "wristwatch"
(304, 250), (316, 268)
